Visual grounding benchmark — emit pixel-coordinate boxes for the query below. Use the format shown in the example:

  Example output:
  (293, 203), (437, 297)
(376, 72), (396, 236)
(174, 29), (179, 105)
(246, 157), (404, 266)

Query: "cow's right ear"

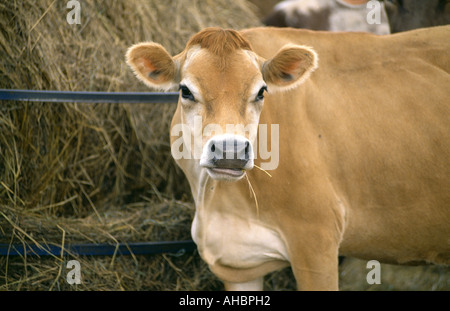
(262, 44), (318, 92)
(126, 42), (178, 91)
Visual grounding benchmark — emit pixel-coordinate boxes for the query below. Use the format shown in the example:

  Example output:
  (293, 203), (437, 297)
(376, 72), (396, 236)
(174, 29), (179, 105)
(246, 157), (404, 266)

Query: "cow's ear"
(126, 42), (178, 91)
(262, 44), (318, 92)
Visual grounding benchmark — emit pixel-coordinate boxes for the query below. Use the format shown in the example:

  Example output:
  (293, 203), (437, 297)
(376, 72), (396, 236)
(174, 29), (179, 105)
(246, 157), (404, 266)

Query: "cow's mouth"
(207, 167), (245, 179)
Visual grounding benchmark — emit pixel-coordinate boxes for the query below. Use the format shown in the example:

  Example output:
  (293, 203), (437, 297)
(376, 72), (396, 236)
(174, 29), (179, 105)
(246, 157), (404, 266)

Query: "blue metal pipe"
(0, 240), (197, 256)
(0, 89), (179, 104)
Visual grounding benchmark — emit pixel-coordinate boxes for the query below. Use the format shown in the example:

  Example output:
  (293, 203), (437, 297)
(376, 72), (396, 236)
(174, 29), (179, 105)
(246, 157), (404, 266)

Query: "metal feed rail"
(0, 241), (196, 257)
(0, 89), (179, 103)
(0, 89), (197, 257)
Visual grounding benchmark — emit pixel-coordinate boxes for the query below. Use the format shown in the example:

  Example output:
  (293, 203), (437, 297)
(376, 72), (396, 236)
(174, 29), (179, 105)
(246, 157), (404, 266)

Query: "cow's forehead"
(180, 46), (263, 102)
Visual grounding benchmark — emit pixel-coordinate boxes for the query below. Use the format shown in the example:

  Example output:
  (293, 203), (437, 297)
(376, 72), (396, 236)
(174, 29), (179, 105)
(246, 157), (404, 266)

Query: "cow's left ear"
(262, 44), (318, 92)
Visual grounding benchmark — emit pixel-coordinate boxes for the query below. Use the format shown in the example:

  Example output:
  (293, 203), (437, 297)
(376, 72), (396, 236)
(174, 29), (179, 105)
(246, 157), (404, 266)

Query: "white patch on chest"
(191, 208), (289, 269)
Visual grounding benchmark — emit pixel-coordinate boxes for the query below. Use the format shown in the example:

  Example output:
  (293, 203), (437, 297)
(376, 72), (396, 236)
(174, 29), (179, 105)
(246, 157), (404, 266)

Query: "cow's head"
(126, 28), (317, 181)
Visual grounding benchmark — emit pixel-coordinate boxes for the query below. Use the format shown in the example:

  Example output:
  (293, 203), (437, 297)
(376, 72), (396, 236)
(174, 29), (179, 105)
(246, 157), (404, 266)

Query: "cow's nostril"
(245, 141), (249, 154)
(211, 143), (215, 153)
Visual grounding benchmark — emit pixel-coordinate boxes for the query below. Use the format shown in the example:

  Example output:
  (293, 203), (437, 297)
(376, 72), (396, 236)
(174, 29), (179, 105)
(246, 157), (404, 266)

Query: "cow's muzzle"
(200, 134), (254, 180)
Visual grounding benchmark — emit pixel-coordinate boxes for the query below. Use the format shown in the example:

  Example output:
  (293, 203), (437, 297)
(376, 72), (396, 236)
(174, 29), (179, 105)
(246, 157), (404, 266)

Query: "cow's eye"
(179, 84), (195, 101)
(255, 86), (267, 102)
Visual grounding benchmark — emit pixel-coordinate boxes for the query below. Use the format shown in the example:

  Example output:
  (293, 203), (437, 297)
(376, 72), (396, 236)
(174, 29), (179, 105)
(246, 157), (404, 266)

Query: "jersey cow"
(126, 26), (450, 290)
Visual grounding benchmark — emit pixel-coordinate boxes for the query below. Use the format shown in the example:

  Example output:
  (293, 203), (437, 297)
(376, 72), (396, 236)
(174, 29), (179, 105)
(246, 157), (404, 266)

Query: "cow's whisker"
(253, 164), (272, 178)
(244, 171), (259, 218)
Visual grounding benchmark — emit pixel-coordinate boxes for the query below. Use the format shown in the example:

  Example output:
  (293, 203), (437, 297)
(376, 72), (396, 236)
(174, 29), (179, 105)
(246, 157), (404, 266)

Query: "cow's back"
(242, 26), (450, 71)
(241, 26), (450, 265)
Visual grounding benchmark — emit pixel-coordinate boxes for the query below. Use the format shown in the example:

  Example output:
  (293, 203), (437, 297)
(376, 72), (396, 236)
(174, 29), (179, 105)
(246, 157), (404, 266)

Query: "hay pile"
(0, 0), (262, 214)
(0, 0), (264, 290)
